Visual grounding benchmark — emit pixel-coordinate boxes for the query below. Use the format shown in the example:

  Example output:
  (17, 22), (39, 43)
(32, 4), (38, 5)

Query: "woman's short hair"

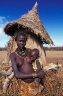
(14, 30), (28, 41)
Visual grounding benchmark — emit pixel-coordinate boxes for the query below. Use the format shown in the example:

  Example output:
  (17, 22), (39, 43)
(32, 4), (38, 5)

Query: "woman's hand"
(37, 69), (45, 79)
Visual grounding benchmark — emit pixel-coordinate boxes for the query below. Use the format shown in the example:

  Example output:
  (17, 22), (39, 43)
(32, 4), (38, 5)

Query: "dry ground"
(0, 48), (63, 96)
(46, 49), (63, 65)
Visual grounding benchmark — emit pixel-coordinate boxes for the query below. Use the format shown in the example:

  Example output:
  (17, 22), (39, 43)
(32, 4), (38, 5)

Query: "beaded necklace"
(16, 47), (27, 57)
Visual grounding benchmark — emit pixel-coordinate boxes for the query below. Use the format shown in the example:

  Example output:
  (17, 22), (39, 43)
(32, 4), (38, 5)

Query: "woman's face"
(16, 35), (27, 49)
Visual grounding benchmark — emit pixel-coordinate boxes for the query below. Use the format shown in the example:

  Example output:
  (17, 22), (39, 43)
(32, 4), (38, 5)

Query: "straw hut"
(4, 2), (53, 66)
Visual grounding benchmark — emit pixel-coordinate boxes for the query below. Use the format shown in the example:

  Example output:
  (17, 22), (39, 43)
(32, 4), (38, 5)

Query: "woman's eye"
(19, 40), (22, 42)
(19, 40), (24, 42)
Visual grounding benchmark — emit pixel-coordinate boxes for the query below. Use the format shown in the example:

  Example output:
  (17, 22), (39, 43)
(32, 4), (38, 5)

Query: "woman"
(10, 30), (45, 96)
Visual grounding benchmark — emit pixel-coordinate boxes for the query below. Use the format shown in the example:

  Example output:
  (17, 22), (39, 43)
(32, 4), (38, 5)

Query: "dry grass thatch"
(4, 2), (53, 45)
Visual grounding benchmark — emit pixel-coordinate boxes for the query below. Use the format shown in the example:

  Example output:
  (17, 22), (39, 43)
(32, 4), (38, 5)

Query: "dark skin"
(10, 34), (45, 83)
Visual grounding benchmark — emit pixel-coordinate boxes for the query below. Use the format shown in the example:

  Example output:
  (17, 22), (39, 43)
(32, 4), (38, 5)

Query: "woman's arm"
(10, 53), (37, 79)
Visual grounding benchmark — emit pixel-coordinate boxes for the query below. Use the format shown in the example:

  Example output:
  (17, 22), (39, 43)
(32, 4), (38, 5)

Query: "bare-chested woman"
(10, 31), (45, 96)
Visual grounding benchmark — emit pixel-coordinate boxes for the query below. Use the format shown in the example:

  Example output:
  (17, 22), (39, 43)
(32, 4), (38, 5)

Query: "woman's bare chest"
(15, 54), (34, 73)
(15, 53), (32, 67)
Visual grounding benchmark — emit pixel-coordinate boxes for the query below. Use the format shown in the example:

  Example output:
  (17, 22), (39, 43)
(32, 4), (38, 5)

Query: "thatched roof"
(4, 2), (53, 45)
